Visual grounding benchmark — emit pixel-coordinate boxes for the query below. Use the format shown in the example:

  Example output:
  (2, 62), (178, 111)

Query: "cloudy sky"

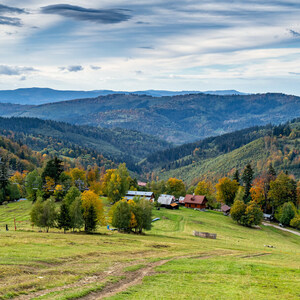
(1, 0), (300, 94)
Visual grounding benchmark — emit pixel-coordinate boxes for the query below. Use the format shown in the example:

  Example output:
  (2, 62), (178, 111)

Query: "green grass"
(0, 201), (299, 299)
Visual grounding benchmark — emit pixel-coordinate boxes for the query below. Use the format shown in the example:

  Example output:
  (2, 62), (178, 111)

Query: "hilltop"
(0, 93), (299, 144)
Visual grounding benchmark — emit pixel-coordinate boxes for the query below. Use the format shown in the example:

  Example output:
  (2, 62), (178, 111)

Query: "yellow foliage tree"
(216, 177), (239, 206)
(81, 190), (104, 224)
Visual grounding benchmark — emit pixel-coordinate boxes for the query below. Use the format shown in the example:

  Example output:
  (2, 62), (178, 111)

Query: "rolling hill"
(0, 93), (298, 144)
(0, 117), (170, 172)
(151, 120), (300, 183)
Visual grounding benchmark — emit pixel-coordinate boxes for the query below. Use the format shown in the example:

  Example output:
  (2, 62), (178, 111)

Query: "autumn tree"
(231, 200), (246, 224)
(216, 177), (239, 206)
(194, 180), (217, 208)
(165, 178), (186, 198)
(81, 190), (103, 231)
(102, 164), (131, 203)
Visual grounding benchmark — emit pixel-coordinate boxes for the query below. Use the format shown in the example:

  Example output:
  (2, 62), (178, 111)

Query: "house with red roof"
(184, 194), (208, 209)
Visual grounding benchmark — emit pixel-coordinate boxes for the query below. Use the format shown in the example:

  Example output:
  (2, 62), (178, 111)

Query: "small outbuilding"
(178, 196), (185, 205)
(221, 205), (231, 215)
(157, 194), (178, 209)
(184, 194), (208, 209)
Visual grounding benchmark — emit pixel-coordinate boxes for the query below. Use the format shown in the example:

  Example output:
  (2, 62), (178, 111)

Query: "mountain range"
(0, 92), (299, 144)
(0, 88), (246, 105)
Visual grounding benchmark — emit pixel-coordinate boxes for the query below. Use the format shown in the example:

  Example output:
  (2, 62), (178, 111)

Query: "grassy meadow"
(0, 200), (299, 299)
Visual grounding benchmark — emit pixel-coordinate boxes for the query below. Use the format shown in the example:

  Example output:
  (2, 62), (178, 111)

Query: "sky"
(0, 0), (300, 94)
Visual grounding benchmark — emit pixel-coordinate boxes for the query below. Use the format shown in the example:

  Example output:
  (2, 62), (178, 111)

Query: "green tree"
(233, 170), (240, 184)
(30, 197), (57, 232)
(69, 196), (84, 231)
(58, 202), (71, 233)
(84, 204), (98, 233)
(64, 186), (81, 207)
(42, 157), (64, 183)
(0, 158), (9, 203)
(111, 199), (131, 231)
(7, 183), (21, 201)
(25, 170), (43, 202)
(42, 198), (57, 232)
(279, 202), (296, 226)
(132, 197), (153, 233)
(242, 163), (254, 202)
(268, 172), (297, 214)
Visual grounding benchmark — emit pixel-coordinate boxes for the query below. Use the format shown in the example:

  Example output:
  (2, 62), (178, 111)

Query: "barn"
(184, 195), (208, 209)
(125, 191), (155, 202)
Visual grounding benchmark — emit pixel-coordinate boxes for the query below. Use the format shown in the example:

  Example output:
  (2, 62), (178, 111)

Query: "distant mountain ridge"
(0, 92), (298, 144)
(0, 88), (247, 105)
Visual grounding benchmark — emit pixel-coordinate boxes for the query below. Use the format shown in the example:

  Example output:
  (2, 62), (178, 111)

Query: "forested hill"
(150, 119), (300, 183)
(0, 117), (170, 172)
(1, 93), (299, 144)
(0, 135), (42, 173)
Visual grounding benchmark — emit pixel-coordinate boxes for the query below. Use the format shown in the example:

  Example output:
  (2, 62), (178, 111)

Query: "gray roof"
(158, 194), (175, 205)
(126, 191), (154, 197)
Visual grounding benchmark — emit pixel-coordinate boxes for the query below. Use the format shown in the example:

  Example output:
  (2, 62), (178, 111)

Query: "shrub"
(280, 202), (296, 226)
(290, 216), (300, 229)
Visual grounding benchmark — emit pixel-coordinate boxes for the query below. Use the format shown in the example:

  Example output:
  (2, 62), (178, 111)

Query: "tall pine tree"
(242, 163), (254, 203)
(58, 202), (71, 233)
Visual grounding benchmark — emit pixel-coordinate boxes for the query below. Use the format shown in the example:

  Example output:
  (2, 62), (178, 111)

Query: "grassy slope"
(159, 131), (300, 183)
(158, 138), (267, 183)
(0, 201), (299, 299)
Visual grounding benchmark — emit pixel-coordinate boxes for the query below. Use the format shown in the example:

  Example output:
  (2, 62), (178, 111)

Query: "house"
(125, 191), (155, 202)
(184, 194), (208, 209)
(138, 181), (147, 187)
(221, 205), (231, 216)
(157, 194), (178, 209)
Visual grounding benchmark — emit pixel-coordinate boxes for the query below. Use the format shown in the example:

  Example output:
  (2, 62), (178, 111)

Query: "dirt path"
(263, 222), (300, 237)
(13, 259), (146, 300)
(82, 259), (170, 300)
(13, 252), (232, 299)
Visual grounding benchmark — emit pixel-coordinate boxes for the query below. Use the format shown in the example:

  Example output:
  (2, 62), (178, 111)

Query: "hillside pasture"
(0, 201), (299, 299)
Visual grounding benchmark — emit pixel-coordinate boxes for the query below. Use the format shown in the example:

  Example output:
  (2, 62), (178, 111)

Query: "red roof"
(184, 194), (207, 205)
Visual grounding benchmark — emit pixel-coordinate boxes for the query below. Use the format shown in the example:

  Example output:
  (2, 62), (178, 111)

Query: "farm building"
(221, 205), (231, 215)
(184, 194), (207, 209)
(125, 191), (155, 202)
(157, 194), (179, 209)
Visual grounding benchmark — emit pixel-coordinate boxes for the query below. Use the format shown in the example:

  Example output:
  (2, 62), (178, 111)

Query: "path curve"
(263, 222), (300, 237)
